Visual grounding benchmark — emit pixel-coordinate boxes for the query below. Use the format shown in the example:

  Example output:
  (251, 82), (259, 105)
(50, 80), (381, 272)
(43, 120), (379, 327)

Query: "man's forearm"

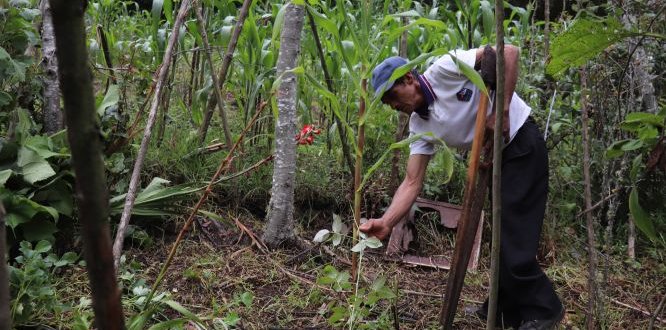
(380, 178), (422, 228)
(380, 154), (430, 227)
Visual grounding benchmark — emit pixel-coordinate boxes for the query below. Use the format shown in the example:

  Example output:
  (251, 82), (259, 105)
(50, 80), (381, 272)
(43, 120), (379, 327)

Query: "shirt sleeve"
(409, 134), (435, 155)
(427, 48), (477, 80)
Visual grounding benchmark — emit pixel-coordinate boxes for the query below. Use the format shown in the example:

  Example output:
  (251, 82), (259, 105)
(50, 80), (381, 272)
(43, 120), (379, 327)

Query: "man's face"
(380, 72), (425, 115)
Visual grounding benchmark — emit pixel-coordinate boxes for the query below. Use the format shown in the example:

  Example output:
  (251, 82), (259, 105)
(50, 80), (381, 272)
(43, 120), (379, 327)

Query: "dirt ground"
(91, 210), (665, 330)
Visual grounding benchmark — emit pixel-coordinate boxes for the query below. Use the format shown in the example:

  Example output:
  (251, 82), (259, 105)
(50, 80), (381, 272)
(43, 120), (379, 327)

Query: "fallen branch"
(609, 297), (666, 325)
(231, 215), (268, 253)
(576, 188), (622, 217)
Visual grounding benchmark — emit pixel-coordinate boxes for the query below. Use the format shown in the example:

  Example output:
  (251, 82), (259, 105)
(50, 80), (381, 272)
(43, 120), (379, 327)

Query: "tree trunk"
(40, 0), (63, 134)
(580, 67), (598, 330)
(49, 1), (125, 328)
(263, 3), (305, 248)
(112, 0), (191, 269)
(0, 203), (11, 330)
(197, 0), (253, 145)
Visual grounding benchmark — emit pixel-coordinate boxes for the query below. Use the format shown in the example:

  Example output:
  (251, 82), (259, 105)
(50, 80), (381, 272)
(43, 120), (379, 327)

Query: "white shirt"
(409, 48), (531, 155)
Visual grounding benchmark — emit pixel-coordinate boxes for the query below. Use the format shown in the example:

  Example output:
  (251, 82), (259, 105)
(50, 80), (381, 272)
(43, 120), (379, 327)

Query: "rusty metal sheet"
(385, 198), (483, 271)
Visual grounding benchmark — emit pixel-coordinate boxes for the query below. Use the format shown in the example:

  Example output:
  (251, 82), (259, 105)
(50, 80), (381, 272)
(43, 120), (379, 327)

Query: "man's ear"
(403, 71), (416, 84)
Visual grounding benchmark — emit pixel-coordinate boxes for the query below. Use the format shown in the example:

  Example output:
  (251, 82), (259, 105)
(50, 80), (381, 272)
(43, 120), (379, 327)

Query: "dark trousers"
(482, 117), (562, 327)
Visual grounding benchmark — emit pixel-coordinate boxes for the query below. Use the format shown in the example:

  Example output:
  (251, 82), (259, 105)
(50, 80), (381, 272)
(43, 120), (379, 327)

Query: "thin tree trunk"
(112, 0), (192, 269)
(580, 67), (598, 330)
(390, 16), (410, 194)
(40, 0), (62, 134)
(487, 2), (505, 328)
(194, 2), (231, 148)
(186, 45), (199, 109)
(263, 3), (305, 248)
(198, 0), (252, 145)
(307, 10), (354, 176)
(156, 53), (177, 147)
(0, 202), (11, 330)
(49, 1), (125, 328)
(97, 25), (117, 92)
(627, 216), (636, 259)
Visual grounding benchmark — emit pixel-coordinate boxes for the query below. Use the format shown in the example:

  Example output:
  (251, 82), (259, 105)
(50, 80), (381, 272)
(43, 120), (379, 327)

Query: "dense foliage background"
(0, 0), (664, 328)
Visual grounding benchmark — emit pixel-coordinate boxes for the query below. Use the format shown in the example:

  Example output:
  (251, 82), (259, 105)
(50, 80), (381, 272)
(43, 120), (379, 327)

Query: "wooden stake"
(440, 91), (491, 329)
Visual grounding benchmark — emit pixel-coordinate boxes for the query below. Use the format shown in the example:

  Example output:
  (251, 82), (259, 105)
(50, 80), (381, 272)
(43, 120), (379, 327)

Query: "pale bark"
(580, 67), (598, 330)
(628, 216), (636, 259)
(112, 0), (191, 269)
(0, 203), (10, 330)
(198, 0), (253, 145)
(487, 2), (505, 329)
(49, 1), (125, 328)
(40, 0), (62, 134)
(263, 3), (305, 248)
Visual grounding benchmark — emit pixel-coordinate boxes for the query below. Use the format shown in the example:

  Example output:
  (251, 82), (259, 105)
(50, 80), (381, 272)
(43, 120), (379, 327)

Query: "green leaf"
(0, 91), (12, 107)
(623, 112), (665, 127)
(17, 147), (56, 184)
(605, 139), (628, 158)
(97, 85), (120, 116)
(307, 7), (339, 38)
(239, 291), (253, 307)
(22, 219), (58, 242)
(34, 240), (52, 254)
(147, 319), (187, 330)
(24, 135), (67, 159)
(0, 46), (10, 61)
(0, 169), (11, 187)
(163, 0), (173, 25)
(621, 139), (643, 151)
(629, 154), (643, 182)
(351, 240), (366, 252)
(271, 4), (288, 44)
(547, 17), (635, 77)
(628, 187), (656, 241)
(364, 237), (383, 249)
(313, 229), (331, 243)
(162, 300), (202, 323)
(449, 53), (488, 96)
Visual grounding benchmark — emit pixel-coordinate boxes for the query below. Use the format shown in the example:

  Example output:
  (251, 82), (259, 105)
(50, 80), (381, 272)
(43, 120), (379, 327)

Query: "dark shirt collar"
(416, 73), (437, 105)
(415, 73), (436, 120)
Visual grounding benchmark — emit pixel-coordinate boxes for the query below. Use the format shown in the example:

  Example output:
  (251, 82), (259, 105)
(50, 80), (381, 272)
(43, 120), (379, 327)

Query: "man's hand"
(359, 218), (392, 241)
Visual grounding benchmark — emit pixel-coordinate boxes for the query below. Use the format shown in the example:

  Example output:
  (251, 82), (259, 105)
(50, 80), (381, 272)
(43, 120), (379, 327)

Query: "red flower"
(295, 124), (321, 145)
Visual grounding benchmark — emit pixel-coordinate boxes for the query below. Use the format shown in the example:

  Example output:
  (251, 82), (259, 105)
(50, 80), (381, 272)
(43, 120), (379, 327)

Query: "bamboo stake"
(487, 3), (506, 328)
(193, 0), (232, 148)
(580, 67), (599, 329)
(198, 0), (252, 144)
(0, 202), (10, 330)
(49, 1), (125, 328)
(112, 0), (192, 270)
(351, 77), (367, 282)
